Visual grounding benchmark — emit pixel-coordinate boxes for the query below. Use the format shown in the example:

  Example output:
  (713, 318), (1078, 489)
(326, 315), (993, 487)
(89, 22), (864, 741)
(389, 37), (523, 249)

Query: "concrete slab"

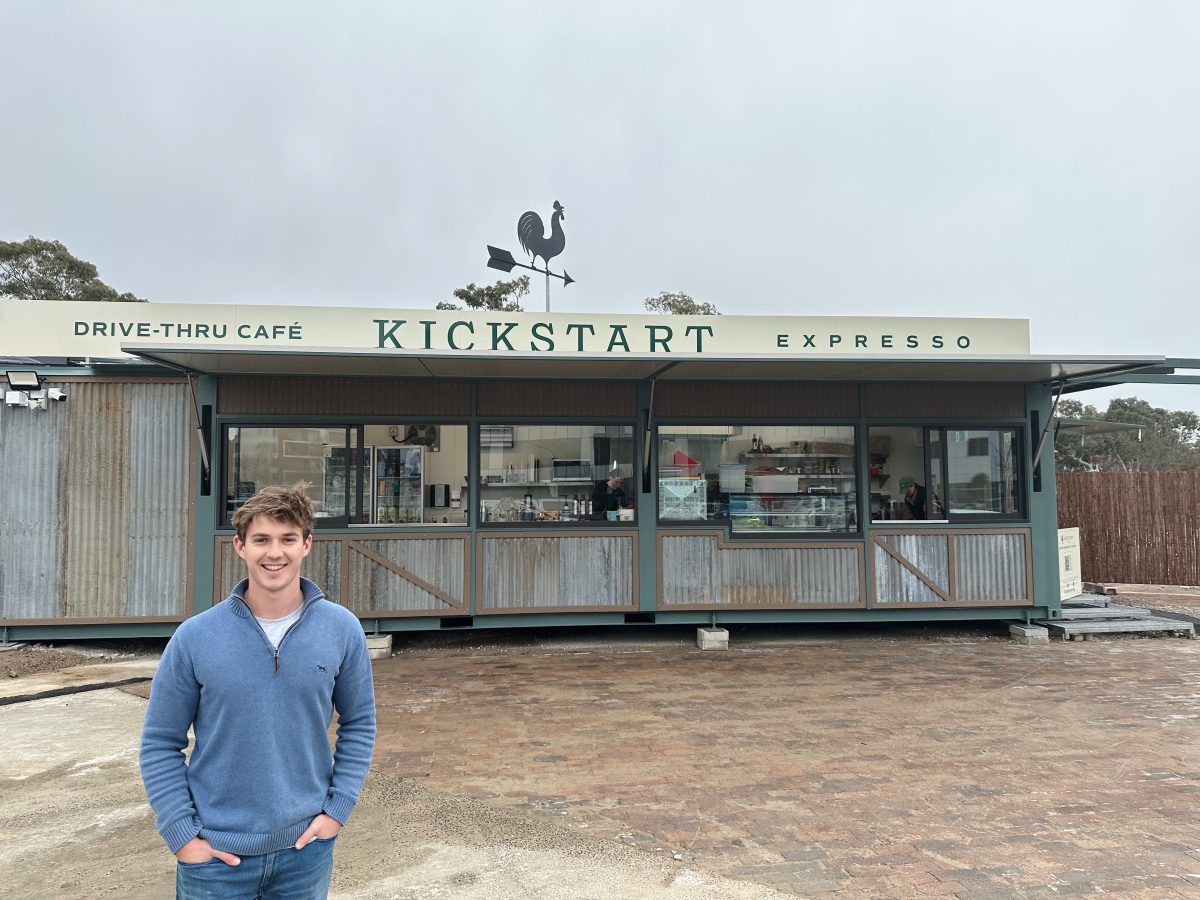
(1008, 623), (1050, 644)
(366, 634), (392, 660)
(0, 689), (785, 900)
(696, 627), (729, 650)
(0, 658), (159, 704)
(1039, 617), (1195, 639)
(1058, 604), (1152, 620)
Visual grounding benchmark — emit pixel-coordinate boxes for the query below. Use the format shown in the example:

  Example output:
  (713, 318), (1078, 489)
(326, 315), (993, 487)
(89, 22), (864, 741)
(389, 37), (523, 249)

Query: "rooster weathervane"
(486, 200), (574, 312)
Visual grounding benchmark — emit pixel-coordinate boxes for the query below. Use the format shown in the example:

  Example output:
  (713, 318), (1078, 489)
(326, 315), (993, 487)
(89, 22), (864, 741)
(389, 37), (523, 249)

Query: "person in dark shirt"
(898, 476), (927, 520)
(592, 469), (628, 518)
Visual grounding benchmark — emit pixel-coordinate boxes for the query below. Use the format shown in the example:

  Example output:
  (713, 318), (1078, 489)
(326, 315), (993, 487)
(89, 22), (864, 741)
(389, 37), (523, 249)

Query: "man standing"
(140, 484), (376, 899)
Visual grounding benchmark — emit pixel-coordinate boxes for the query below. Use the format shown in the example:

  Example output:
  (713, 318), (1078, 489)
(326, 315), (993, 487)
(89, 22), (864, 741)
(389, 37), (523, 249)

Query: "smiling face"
(232, 514), (312, 611)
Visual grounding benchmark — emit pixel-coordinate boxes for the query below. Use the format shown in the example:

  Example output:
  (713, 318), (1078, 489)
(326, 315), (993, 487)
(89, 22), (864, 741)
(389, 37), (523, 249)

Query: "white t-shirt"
(255, 605), (303, 649)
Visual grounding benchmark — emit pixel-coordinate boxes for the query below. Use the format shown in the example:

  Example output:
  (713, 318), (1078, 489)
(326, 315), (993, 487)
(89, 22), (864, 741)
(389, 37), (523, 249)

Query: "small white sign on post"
(1058, 527), (1082, 600)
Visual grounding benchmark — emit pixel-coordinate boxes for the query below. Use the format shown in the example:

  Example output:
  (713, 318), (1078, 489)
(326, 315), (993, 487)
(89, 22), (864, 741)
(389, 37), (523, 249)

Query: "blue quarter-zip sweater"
(139, 578), (376, 856)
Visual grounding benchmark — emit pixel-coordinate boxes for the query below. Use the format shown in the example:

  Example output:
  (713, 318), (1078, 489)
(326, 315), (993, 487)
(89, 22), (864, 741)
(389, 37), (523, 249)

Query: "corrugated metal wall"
(873, 534), (949, 604)
(0, 391), (69, 617)
(479, 534), (636, 610)
(0, 380), (191, 621)
(872, 529), (1030, 605)
(954, 533), (1028, 602)
(347, 537), (465, 614)
(217, 535), (466, 615)
(660, 534), (862, 607)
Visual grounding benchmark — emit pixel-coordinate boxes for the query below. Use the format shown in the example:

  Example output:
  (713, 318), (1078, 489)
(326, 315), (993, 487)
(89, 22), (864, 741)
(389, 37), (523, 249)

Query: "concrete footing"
(366, 634), (393, 660)
(1009, 623), (1050, 645)
(697, 627), (729, 651)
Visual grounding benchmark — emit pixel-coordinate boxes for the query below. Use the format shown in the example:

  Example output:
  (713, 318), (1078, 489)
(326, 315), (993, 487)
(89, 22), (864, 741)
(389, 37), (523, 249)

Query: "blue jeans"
(176, 836), (335, 900)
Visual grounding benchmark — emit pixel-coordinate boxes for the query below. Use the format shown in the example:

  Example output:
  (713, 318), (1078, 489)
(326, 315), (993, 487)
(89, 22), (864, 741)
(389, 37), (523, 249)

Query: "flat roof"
(120, 343), (1167, 385)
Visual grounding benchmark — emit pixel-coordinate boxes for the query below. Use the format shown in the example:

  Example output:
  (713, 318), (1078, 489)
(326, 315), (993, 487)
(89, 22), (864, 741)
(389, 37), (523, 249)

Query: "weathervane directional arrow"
(486, 201), (574, 311)
(487, 245), (574, 287)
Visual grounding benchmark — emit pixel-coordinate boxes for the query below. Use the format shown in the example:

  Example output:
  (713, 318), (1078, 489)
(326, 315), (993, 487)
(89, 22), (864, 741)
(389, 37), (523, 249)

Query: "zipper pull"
(274, 649), (280, 675)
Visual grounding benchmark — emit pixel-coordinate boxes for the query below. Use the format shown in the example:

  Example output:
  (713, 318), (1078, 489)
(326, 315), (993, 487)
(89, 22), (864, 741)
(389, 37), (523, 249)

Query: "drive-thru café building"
(0, 299), (1177, 640)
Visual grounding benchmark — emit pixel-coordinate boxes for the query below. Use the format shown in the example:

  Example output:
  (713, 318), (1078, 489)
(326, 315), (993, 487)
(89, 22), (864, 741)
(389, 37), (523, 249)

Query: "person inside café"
(592, 467), (628, 519)
(897, 476), (927, 520)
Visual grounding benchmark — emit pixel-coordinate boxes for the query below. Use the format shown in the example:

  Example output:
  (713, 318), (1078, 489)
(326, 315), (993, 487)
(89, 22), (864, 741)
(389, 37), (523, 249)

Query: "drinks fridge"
(374, 446), (424, 524)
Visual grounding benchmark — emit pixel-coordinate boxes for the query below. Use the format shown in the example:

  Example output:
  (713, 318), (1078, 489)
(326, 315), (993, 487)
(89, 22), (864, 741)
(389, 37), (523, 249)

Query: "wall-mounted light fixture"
(5, 370), (43, 391)
(4, 370), (65, 411)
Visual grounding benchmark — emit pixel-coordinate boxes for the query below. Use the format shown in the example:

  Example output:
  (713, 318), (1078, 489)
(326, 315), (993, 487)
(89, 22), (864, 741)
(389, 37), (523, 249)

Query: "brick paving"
(371, 630), (1200, 898)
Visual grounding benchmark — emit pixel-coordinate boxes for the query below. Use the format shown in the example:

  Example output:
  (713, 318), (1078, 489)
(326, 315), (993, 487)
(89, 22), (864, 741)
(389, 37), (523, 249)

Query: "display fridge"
(373, 446), (424, 524)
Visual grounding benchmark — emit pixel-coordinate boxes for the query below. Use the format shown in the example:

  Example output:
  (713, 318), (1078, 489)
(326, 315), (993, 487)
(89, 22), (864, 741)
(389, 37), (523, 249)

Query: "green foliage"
(439, 276), (530, 312)
(0, 237), (147, 302)
(1055, 397), (1200, 472)
(642, 291), (720, 315)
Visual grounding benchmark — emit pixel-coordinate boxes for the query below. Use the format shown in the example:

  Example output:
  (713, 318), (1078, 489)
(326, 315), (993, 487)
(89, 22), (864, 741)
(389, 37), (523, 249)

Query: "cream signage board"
(1058, 527), (1083, 600)
(0, 301), (1031, 358)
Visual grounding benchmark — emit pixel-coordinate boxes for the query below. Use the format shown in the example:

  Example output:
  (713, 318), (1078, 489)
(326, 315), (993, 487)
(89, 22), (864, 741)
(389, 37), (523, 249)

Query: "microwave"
(551, 459), (594, 481)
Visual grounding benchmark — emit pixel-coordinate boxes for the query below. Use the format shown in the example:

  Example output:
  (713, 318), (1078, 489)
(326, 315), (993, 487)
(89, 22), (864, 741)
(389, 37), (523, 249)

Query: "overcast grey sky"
(4, 2), (1198, 412)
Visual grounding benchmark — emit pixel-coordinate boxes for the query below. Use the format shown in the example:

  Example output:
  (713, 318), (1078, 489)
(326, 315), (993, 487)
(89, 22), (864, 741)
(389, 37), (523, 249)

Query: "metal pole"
(545, 270), (550, 312)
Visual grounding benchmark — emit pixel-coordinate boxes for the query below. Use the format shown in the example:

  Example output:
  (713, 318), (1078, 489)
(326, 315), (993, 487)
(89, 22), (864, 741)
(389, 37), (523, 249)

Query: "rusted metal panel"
(656, 382), (859, 418)
(218, 535), (466, 616)
(1, 381), (191, 621)
(864, 383), (1025, 418)
(302, 540), (344, 604)
(873, 534), (949, 604)
(722, 546), (860, 606)
(344, 537), (465, 614)
(0, 391), (69, 619)
(218, 377), (472, 416)
(477, 380), (636, 417)
(661, 534), (861, 607)
(954, 533), (1028, 601)
(660, 535), (721, 605)
(480, 535), (634, 609)
(126, 385), (191, 616)
(215, 540), (242, 601)
(62, 382), (131, 616)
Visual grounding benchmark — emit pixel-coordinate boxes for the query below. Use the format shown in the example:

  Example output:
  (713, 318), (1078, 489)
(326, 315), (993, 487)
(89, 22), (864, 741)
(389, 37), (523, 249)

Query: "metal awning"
(1054, 417), (1144, 438)
(119, 343), (1170, 385)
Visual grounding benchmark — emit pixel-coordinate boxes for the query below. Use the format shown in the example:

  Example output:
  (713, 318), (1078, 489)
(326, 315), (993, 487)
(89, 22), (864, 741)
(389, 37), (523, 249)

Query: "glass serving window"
(478, 424), (636, 524)
(657, 425), (858, 533)
(868, 426), (1021, 521)
(945, 429), (1020, 515)
(224, 423), (470, 527)
(868, 426), (935, 521)
(224, 426), (362, 526)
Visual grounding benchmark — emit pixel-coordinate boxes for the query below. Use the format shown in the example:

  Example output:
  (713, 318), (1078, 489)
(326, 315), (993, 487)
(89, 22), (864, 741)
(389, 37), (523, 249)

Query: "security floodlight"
(4, 391), (29, 407)
(5, 370), (42, 391)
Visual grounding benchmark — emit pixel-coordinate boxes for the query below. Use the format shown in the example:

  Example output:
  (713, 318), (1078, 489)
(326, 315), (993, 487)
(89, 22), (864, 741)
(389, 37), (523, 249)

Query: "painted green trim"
(636, 380), (658, 613)
(1026, 382), (1061, 610)
(654, 607), (1053, 624)
(191, 375), (219, 616)
(6, 622), (183, 640)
